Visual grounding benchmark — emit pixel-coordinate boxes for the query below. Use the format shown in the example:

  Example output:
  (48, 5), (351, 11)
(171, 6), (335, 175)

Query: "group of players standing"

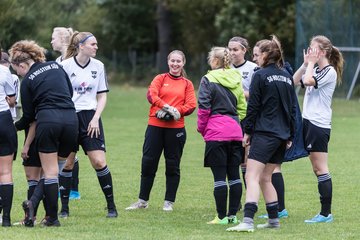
(123, 34), (343, 234)
(0, 27), (116, 227)
(0, 29), (343, 232)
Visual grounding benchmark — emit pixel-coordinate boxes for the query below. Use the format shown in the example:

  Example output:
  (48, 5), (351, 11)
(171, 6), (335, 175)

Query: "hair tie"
(231, 40), (246, 49)
(77, 34), (94, 47)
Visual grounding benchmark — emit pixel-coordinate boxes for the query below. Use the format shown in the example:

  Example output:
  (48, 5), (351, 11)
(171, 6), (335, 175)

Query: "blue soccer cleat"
(304, 213), (333, 223)
(69, 190), (81, 200)
(258, 209), (289, 219)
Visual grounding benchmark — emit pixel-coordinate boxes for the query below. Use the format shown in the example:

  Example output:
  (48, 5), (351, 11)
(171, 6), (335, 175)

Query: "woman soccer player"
(51, 27), (81, 200)
(59, 32), (117, 218)
(293, 35), (344, 223)
(227, 35), (297, 232)
(126, 50), (196, 211)
(9, 40), (78, 227)
(0, 52), (17, 227)
(198, 47), (246, 224)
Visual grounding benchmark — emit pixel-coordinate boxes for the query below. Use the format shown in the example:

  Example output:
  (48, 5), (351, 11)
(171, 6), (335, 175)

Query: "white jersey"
(0, 65), (16, 112)
(55, 56), (63, 63)
(231, 60), (258, 92)
(61, 56), (109, 112)
(9, 74), (20, 118)
(302, 65), (336, 129)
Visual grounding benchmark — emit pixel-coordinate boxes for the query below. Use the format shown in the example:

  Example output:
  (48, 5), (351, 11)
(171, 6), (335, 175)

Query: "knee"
(313, 168), (320, 176)
(141, 162), (157, 177)
(25, 171), (40, 181)
(165, 164), (180, 176)
(141, 155), (158, 177)
(245, 172), (257, 185)
(92, 158), (106, 169)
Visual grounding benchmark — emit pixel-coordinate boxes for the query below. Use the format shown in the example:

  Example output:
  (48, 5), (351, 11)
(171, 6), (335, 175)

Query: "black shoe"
(59, 204), (69, 218)
(40, 217), (61, 227)
(22, 200), (34, 227)
(106, 208), (118, 218)
(58, 209), (69, 218)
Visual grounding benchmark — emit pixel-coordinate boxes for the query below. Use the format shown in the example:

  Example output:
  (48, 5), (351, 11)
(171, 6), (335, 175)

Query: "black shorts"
(248, 133), (286, 164)
(0, 110), (18, 157)
(204, 141), (243, 167)
(303, 119), (330, 153)
(22, 128), (41, 167)
(35, 109), (78, 158)
(77, 110), (106, 154)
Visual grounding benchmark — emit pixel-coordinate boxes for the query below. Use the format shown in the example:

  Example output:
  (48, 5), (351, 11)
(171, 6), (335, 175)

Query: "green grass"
(3, 86), (360, 239)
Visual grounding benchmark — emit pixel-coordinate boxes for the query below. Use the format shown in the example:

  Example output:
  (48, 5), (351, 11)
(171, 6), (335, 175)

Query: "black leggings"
(139, 125), (186, 202)
(210, 166), (241, 218)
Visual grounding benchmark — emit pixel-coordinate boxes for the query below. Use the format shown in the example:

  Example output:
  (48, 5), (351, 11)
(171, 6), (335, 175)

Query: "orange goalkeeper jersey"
(146, 73), (196, 128)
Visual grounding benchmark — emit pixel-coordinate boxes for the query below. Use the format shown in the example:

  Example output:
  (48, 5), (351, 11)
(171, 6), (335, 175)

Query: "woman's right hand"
(242, 134), (251, 147)
(21, 145), (30, 160)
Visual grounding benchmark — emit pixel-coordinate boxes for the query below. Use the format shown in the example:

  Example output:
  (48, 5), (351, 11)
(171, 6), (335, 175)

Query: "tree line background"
(0, 0), (316, 86)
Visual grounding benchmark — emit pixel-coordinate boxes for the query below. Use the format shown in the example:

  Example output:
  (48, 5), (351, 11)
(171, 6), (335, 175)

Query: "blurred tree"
(215, 0), (295, 60)
(1, 0), (298, 82)
(98, 0), (157, 53)
(156, 0), (171, 73)
(0, 0), (93, 51)
(168, 0), (223, 53)
(0, 0), (35, 49)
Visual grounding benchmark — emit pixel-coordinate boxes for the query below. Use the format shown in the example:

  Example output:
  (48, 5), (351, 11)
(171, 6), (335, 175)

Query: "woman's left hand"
(87, 118), (100, 138)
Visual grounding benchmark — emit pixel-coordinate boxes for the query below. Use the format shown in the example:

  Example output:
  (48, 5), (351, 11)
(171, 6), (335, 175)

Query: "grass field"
(2, 85), (360, 240)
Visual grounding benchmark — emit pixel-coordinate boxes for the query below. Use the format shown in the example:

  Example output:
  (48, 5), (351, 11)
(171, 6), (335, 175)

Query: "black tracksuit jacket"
(243, 63), (296, 141)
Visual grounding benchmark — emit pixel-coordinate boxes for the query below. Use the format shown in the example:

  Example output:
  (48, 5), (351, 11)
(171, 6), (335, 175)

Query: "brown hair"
(207, 47), (231, 69)
(9, 40), (46, 65)
(65, 31), (94, 59)
(168, 50), (187, 77)
(256, 35), (284, 68)
(228, 36), (250, 51)
(311, 35), (344, 85)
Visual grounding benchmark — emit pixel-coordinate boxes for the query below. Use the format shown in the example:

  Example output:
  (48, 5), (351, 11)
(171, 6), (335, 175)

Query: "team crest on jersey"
(75, 82), (92, 94)
(91, 71), (97, 79)
(243, 72), (249, 79)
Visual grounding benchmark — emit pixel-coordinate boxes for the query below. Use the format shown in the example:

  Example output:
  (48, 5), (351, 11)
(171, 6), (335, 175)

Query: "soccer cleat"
(304, 213), (333, 223)
(40, 217), (61, 227)
(258, 209), (289, 219)
(59, 205), (69, 218)
(226, 222), (254, 232)
(107, 208), (118, 218)
(125, 199), (148, 210)
(69, 190), (81, 200)
(163, 200), (174, 211)
(207, 216), (229, 225)
(58, 210), (69, 218)
(12, 217), (37, 226)
(257, 222), (280, 229)
(22, 200), (35, 227)
(228, 215), (239, 224)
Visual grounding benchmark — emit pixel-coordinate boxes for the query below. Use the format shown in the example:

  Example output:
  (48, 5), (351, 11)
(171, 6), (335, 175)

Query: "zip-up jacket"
(244, 63), (296, 141)
(197, 68), (247, 141)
